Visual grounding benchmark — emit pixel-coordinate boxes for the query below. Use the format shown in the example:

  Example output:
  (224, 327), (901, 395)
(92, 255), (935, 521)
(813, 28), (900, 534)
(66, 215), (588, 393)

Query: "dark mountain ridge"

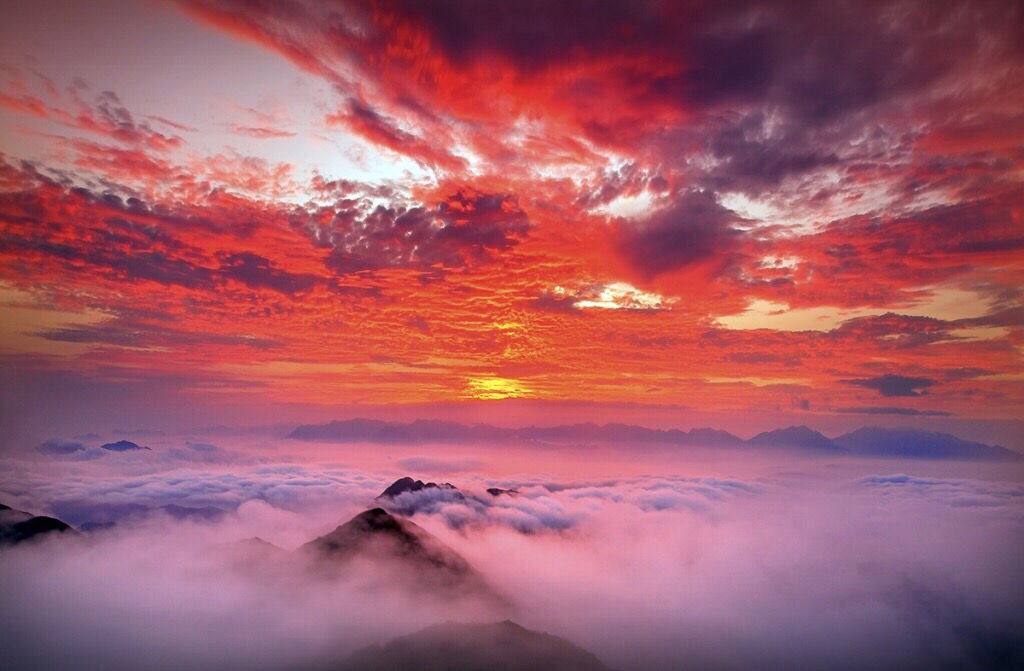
(834, 426), (1020, 460)
(0, 503), (78, 546)
(288, 419), (745, 448)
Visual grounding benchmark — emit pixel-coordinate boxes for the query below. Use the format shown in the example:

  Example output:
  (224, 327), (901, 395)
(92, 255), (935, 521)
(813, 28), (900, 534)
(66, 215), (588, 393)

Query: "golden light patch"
(463, 375), (532, 400)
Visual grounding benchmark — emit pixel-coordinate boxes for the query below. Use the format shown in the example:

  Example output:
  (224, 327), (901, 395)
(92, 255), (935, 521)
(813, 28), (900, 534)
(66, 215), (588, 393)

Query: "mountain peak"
(378, 477), (458, 499)
(298, 507), (504, 602)
(350, 507), (403, 531)
(748, 425), (841, 451)
(300, 508), (482, 590)
(341, 620), (613, 671)
(100, 440), (151, 452)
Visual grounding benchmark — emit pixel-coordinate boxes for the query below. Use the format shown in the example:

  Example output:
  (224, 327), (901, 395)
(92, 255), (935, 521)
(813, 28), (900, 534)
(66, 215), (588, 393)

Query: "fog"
(1, 444), (1022, 671)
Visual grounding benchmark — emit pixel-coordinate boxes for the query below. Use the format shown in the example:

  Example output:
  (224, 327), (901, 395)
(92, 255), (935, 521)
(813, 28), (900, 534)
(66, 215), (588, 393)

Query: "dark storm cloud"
(891, 195), (1024, 257)
(181, 0), (1024, 198)
(374, 0), (991, 119)
(795, 191), (1024, 304)
(957, 305), (1024, 328)
(313, 188), (529, 275)
(0, 163), (338, 308)
(0, 223), (216, 290)
(830, 314), (952, 349)
(846, 374), (938, 397)
(615, 190), (742, 280)
(217, 251), (318, 295)
(0, 176), (294, 292)
(701, 111), (842, 195)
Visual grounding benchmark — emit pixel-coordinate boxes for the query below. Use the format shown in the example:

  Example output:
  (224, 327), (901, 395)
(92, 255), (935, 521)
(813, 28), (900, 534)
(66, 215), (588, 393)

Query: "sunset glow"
(1, 2), (1023, 670)
(0, 0), (1020, 427)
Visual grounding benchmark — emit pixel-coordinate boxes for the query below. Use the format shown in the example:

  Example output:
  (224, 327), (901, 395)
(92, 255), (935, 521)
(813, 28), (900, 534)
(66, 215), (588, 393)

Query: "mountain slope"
(299, 508), (494, 597)
(747, 426), (843, 452)
(340, 620), (613, 671)
(0, 503), (78, 546)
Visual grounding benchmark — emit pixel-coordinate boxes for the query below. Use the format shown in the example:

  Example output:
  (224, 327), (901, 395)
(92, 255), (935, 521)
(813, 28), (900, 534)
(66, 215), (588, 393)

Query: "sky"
(1, 0), (1023, 442)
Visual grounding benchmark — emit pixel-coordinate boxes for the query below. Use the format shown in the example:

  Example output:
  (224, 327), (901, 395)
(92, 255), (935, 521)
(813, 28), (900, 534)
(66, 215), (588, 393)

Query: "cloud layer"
(1, 457), (1022, 670)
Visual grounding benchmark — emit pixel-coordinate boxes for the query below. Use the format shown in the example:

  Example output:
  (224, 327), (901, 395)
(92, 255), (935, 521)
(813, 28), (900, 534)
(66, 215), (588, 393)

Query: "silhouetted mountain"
(747, 426), (843, 452)
(341, 620), (613, 671)
(230, 536), (289, 571)
(299, 508), (494, 597)
(378, 477), (459, 499)
(238, 536), (287, 555)
(834, 427), (1023, 461)
(376, 477), (508, 518)
(0, 503), (77, 546)
(100, 440), (151, 451)
(487, 488), (518, 497)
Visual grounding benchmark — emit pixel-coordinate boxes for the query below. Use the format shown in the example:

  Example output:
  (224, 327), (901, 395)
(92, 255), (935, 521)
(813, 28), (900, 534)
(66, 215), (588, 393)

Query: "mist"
(1, 444), (1022, 671)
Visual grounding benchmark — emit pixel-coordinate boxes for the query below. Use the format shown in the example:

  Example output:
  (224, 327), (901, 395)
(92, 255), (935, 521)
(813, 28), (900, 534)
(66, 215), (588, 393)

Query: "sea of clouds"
(1, 443), (1023, 671)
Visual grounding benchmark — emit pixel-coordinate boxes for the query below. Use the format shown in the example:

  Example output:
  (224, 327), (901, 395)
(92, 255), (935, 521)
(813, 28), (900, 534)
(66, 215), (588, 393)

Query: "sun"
(464, 375), (532, 400)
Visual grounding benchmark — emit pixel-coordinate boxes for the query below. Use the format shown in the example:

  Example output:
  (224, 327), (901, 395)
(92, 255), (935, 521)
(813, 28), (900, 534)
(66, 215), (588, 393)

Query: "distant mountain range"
(288, 418), (741, 448)
(287, 419), (1021, 461)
